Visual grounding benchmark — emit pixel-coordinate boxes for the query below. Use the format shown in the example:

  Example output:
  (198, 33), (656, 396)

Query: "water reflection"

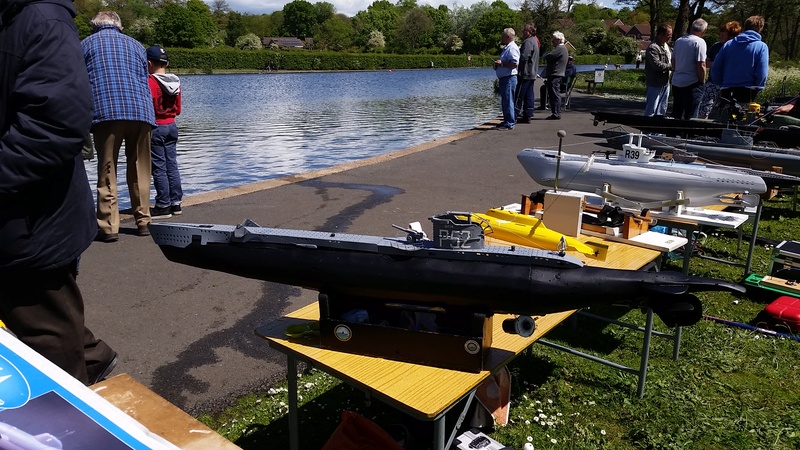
(84, 68), (500, 207)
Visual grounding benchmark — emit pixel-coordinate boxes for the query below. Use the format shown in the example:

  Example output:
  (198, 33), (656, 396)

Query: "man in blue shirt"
(494, 28), (520, 130)
(83, 11), (156, 242)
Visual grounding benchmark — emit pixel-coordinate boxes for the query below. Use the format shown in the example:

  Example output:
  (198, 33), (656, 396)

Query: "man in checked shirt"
(83, 11), (156, 242)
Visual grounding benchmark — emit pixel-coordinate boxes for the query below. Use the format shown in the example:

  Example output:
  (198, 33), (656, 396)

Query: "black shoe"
(545, 115), (561, 120)
(137, 224), (150, 236)
(170, 204), (182, 215)
(496, 125), (513, 131)
(537, 106), (547, 110)
(89, 352), (118, 385)
(517, 117), (531, 124)
(95, 231), (118, 243)
(150, 206), (172, 220)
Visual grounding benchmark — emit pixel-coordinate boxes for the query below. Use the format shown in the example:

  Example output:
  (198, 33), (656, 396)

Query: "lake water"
(84, 64), (632, 207)
(84, 68), (500, 207)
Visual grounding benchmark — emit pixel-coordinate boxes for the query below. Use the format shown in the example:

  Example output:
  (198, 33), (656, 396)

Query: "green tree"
(283, 0), (318, 37)
(394, 7), (434, 52)
(235, 32), (264, 49)
(155, 2), (198, 47)
(242, 14), (279, 37)
(424, 5), (452, 48)
(315, 1), (336, 24)
(127, 17), (157, 45)
(225, 11), (250, 47)
(444, 34), (464, 52)
(367, 29), (386, 51)
(352, 0), (399, 50)
(465, 1), (518, 53)
(317, 14), (355, 51)
(187, 0), (217, 46)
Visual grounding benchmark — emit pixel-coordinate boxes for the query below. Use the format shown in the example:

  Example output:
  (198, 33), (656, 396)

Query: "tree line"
(73, 0), (800, 60)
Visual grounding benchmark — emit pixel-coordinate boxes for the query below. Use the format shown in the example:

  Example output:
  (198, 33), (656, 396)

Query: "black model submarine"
(149, 213), (744, 371)
(149, 213), (743, 325)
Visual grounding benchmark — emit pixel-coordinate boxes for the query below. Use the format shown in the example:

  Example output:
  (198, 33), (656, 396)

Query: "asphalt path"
(78, 88), (644, 415)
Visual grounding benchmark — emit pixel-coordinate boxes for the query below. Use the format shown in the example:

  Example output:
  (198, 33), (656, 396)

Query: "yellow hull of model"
(472, 209), (599, 257)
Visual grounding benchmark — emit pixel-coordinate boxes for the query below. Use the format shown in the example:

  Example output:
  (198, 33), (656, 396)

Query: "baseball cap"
(146, 46), (169, 63)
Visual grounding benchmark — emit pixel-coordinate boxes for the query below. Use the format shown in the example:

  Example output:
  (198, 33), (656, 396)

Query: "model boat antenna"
(554, 129), (567, 191)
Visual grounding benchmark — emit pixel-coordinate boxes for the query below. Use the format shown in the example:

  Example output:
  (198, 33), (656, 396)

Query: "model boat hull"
(149, 220), (745, 327)
(592, 111), (800, 148)
(517, 148), (766, 207)
(602, 128), (800, 182)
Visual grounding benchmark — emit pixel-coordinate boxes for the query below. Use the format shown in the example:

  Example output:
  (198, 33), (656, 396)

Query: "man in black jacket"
(0, 0), (117, 384)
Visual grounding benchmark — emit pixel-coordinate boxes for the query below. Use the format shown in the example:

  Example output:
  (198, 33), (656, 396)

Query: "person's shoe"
(150, 206), (172, 220)
(517, 117), (531, 124)
(89, 352), (118, 385)
(537, 105), (547, 110)
(170, 204), (182, 215)
(137, 224), (151, 236)
(95, 231), (118, 243)
(545, 115), (561, 120)
(496, 125), (513, 131)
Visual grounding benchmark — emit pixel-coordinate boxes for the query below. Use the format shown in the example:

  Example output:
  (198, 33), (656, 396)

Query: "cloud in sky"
(212, 0), (482, 18)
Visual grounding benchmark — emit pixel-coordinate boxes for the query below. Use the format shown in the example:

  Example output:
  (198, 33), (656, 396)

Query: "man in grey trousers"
(543, 31), (568, 120)
(514, 23), (540, 123)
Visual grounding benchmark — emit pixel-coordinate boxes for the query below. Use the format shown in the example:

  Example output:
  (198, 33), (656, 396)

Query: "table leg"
(672, 326), (682, 361)
(433, 415), (445, 450)
(681, 225), (696, 275)
(287, 354), (299, 450)
(743, 199), (762, 276)
(636, 309), (653, 399)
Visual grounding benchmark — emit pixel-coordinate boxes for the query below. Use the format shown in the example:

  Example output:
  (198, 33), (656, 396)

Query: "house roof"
(602, 18), (623, 30)
(628, 23), (651, 37)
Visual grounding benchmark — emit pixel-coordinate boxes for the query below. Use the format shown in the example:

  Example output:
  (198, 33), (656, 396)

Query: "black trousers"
(0, 261), (115, 384)
(546, 76), (563, 117)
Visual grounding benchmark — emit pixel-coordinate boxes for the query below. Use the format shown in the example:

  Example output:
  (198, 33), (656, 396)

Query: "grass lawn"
(593, 67), (800, 102)
(197, 190), (800, 449)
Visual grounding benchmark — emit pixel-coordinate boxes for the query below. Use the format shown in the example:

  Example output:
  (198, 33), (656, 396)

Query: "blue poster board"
(0, 329), (177, 449)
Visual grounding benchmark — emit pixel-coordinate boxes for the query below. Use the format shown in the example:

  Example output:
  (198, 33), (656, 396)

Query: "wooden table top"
(255, 236), (661, 419)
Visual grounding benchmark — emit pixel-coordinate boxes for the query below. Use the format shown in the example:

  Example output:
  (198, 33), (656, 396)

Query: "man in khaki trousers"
(83, 11), (155, 242)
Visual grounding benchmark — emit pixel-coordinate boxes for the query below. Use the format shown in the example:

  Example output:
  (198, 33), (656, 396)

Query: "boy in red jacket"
(146, 46), (183, 219)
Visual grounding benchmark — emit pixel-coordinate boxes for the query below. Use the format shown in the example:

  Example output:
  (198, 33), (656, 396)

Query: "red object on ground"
(764, 296), (800, 332)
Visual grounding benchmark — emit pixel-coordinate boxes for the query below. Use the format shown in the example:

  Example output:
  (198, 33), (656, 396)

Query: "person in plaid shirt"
(82, 11), (156, 242)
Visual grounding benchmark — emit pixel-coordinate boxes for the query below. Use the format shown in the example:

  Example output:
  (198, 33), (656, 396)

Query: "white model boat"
(517, 135), (767, 208)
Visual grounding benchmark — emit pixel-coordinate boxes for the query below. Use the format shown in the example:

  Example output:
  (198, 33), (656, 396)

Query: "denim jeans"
(498, 75), (517, 127)
(644, 84), (670, 116)
(151, 122), (182, 208)
(514, 78), (535, 119)
(671, 82), (703, 120)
